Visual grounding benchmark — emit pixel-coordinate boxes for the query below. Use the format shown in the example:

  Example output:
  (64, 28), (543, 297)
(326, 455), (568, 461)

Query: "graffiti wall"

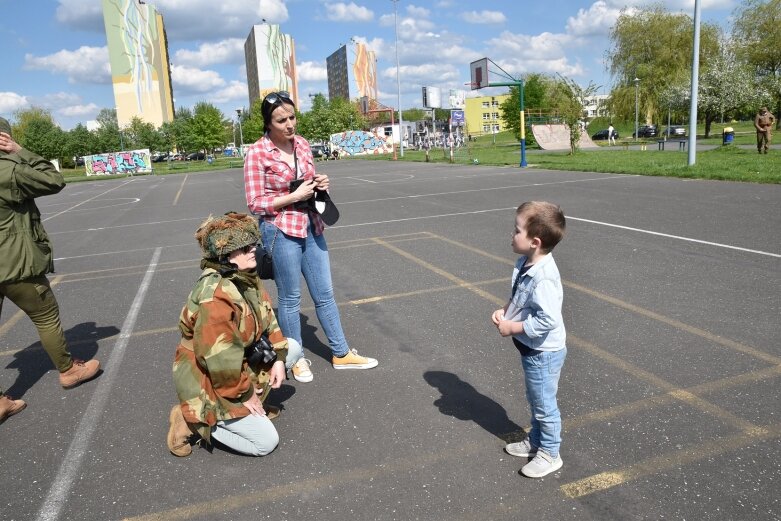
(330, 131), (393, 157)
(84, 149), (152, 176)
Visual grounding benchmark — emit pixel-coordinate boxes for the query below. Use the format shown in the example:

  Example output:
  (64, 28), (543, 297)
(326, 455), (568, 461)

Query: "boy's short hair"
(516, 201), (566, 252)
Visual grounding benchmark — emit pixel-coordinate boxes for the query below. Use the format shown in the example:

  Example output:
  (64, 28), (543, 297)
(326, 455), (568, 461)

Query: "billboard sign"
(422, 86), (442, 109)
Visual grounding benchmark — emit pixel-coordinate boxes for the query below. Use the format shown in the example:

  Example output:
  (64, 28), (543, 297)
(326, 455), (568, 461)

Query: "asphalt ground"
(1, 160), (779, 521)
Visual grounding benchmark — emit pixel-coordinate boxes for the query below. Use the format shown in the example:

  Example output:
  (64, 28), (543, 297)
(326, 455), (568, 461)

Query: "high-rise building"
(326, 42), (378, 103)
(245, 24), (299, 109)
(101, 0), (174, 128)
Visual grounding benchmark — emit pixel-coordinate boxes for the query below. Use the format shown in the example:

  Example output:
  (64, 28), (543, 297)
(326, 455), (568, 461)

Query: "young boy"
(492, 201), (567, 478)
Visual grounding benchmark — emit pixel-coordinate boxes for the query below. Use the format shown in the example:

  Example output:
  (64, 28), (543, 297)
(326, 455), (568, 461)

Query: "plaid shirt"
(244, 134), (324, 238)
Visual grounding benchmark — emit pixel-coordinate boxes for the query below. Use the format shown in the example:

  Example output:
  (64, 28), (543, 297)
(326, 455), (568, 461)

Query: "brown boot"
(59, 359), (100, 389)
(167, 405), (195, 457)
(0, 395), (27, 423)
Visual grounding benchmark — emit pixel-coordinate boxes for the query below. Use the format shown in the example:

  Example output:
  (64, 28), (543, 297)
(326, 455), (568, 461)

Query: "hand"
(293, 179), (316, 202)
(0, 132), (21, 154)
(313, 174), (330, 191)
(491, 308), (505, 326)
(268, 360), (286, 389)
(243, 389), (266, 417)
(497, 319), (520, 337)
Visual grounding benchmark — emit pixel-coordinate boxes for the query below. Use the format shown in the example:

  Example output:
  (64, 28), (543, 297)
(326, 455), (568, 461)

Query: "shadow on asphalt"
(4, 321), (119, 397)
(424, 370), (526, 443)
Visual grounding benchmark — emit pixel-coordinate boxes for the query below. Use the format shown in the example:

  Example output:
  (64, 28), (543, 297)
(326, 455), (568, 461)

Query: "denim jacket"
(504, 253), (566, 351)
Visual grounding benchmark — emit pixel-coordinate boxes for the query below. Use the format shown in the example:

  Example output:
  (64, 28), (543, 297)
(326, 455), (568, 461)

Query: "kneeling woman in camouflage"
(167, 212), (302, 457)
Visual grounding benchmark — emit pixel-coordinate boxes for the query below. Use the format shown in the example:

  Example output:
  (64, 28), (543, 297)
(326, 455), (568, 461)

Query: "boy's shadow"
(423, 370), (526, 443)
(4, 321), (119, 398)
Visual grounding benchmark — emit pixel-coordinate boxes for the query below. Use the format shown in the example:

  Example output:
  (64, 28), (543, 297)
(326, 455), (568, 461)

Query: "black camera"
(244, 334), (277, 366)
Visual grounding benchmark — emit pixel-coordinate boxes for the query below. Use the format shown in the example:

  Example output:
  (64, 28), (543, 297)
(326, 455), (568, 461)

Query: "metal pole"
(688, 0), (701, 166)
(392, 0), (404, 157)
(519, 80), (527, 167)
(634, 77), (639, 142)
(236, 109), (244, 157)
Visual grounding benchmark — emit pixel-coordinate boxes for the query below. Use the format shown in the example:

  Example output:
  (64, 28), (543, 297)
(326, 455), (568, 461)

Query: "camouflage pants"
(757, 130), (771, 152)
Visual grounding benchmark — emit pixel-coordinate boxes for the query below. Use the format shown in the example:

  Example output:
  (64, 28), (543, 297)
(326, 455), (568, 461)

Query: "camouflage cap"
(195, 212), (260, 259)
(0, 117), (11, 135)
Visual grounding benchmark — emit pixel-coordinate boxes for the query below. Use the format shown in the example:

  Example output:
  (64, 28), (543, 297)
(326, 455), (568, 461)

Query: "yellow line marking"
(172, 174), (188, 206)
(426, 232), (777, 364)
(561, 423), (781, 498)
(122, 441), (482, 521)
(0, 275), (64, 338)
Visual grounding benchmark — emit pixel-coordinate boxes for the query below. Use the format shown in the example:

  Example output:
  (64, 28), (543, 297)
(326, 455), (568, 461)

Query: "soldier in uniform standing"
(0, 117), (100, 423)
(754, 106), (775, 154)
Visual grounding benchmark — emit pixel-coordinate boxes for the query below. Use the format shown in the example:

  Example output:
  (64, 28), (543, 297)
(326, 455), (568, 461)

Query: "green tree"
(190, 102), (226, 157)
(125, 116), (164, 152)
(93, 108), (122, 152)
(500, 74), (555, 144)
(607, 4), (721, 124)
(732, 0), (781, 128)
(65, 124), (95, 161)
(549, 76), (600, 153)
(10, 107), (56, 147)
(21, 116), (65, 163)
(170, 106), (196, 153)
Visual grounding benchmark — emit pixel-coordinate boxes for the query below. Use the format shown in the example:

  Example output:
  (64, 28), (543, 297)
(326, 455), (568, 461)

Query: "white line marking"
(35, 248), (162, 521)
(54, 243), (190, 261)
(44, 179), (137, 221)
(566, 217), (781, 258)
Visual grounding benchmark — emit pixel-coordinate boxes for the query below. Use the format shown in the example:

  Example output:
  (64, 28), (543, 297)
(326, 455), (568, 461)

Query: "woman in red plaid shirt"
(244, 92), (378, 383)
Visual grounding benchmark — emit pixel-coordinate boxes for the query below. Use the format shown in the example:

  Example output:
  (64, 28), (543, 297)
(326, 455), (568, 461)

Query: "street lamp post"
(634, 77), (640, 142)
(236, 108), (244, 157)
(392, 0), (404, 157)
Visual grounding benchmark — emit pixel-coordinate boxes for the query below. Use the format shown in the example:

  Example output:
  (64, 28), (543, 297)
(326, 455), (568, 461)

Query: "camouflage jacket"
(172, 266), (288, 441)
(0, 147), (64, 284)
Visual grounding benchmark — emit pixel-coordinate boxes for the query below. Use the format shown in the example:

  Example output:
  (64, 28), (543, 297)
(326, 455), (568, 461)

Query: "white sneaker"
(521, 451), (563, 478)
(505, 439), (537, 458)
(292, 358), (313, 383)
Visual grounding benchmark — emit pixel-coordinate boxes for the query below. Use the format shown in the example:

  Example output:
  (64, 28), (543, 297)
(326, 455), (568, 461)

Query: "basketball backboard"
(469, 58), (489, 90)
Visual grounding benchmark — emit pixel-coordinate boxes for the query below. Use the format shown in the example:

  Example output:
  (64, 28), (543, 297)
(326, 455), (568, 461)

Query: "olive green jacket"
(0, 147), (64, 284)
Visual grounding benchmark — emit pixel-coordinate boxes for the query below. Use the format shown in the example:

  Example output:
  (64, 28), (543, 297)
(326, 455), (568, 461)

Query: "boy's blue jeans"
(260, 221), (349, 357)
(521, 346), (567, 458)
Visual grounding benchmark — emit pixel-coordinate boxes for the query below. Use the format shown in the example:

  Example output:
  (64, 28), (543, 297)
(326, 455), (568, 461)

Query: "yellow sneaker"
(332, 349), (378, 370)
(291, 358), (313, 382)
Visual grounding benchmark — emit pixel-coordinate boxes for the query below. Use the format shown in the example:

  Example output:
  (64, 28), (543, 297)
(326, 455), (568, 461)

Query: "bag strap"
(259, 222), (280, 254)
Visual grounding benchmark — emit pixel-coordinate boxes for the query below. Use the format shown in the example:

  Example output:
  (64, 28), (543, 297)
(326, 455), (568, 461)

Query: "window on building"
(482, 101), (490, 108)
(492, 124), (501, 132)
(492, 112), (499, 119)
(483, 124), (491, 133)
(482, 112), (490, 120)
(492, 100), (500, 107)
(384, 127), (392, 136)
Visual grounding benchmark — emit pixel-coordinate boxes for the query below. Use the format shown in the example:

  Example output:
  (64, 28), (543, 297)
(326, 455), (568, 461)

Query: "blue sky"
(0, 0), (736, 129)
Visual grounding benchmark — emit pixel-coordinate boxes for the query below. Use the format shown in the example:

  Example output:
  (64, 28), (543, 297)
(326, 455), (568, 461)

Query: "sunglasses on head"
(263, 91), (292, 106)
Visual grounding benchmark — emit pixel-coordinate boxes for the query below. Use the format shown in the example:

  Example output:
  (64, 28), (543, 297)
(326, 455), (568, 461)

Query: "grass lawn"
(60, 155), (244, 183)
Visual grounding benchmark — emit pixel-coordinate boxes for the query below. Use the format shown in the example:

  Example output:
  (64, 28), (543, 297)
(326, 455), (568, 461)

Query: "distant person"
(244, 91), (378, 384)
(491, 201), (567, 478)
(754, 106), (775, 154)
(168, 212), (303, 457)
(608, 124), (616, 146)
(0, 117), (100, 422)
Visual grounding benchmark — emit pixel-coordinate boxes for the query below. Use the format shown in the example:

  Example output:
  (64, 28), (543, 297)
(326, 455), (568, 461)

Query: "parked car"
(661, 125), (686, 138)
(311, 144), (328, 159)
(592, 129), (619, 141)
(186, 151), (205, 161)
(632, 125), (658, 138)
(151, 152), (169, 162)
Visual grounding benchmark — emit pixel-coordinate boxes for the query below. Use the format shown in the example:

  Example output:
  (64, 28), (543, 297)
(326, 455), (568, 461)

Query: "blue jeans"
(521, 347), (566, 458)
(261, 221), (349, 357)
(211, 414), (278, 456)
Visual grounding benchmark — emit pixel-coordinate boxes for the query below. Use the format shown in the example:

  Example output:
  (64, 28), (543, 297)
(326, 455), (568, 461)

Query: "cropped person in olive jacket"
(0, 117), (100, 423)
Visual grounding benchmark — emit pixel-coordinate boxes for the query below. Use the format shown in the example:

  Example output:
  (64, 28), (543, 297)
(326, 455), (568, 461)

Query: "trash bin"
(722, 127), (734, 145)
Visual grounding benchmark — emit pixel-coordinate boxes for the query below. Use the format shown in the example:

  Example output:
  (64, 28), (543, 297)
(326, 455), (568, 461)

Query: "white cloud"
(566, 1), (623, 38)
(325, 2), (374, 22)
(460, 10), (507, 24)
(173, 38), (246, 67)
(59, 103), (100, 117)
(23, 46), (111, 84)
(0, 92), (30, 115)
(296, 61), (328, 82)
(55, 0), (102, 26)
(381, 63), (460, 84)
(171, 65), (226, 95)
(211, 81), (249, 104)
(486, 31), (584, 77)
(407, 5), (430, 18)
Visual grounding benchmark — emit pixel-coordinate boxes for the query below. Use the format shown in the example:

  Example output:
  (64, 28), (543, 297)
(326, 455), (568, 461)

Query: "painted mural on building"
(101, 0), (174, 128)
(330, 131), (393, 157)
(246, 24), (299, 107)
(353, 42), (378, 101)
(84, 149), (152, 176)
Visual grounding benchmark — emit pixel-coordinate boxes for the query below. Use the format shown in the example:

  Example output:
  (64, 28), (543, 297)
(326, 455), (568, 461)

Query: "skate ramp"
(531, 124), (599, 150)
